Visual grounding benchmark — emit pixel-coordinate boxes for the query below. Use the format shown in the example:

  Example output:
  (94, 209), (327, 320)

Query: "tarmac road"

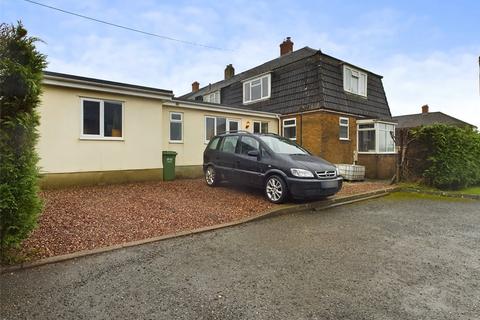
(1, 193), (479, 319)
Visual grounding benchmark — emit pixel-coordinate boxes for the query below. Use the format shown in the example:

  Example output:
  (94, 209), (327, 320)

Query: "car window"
(238, 136), (259, 155)
(220, 135), (239, 153)
(259, 135), (309, 155)
(208, 137), (220, 150)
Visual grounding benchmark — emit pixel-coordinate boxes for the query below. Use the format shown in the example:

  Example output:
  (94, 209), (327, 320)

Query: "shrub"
(413, 124), (480, 189)
(0, 22), (46, 259)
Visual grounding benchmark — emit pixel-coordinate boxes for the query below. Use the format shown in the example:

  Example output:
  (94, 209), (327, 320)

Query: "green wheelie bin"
(162, 151), (178, 181)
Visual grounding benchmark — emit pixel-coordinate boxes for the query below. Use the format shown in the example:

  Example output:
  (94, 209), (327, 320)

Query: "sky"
(2, 0), (479, 127)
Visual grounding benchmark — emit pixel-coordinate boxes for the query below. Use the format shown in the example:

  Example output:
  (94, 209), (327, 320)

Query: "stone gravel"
(18, 179), (390, 261)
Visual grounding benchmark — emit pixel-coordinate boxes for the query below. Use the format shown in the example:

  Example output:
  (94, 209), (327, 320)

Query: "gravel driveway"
(3, 193), (478, 319)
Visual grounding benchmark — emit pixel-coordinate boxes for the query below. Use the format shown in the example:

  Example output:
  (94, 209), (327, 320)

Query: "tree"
(0, 22), (46, 260)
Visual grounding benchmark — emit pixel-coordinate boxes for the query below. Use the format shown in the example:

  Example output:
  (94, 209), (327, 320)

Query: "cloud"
(381, 49), (480, 128)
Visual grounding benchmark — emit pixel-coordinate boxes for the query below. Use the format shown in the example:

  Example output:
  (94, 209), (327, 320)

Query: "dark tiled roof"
(43, 71), (174, 96)
(392, 112), (476, 129)
(179, 47), (392, 119)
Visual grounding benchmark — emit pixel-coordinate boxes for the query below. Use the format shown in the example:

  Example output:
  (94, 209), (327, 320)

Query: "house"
(38, 71), (278, 187)
(392, 105), (477, 130)
(181, 38), (397, 179)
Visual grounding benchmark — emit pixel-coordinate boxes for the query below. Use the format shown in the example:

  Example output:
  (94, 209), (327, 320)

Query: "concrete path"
(1, 194), (479, 319)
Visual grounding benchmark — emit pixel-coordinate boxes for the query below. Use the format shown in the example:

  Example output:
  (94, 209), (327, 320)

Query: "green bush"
(413, 124), (480, 189)
(0, 22), (46, 258)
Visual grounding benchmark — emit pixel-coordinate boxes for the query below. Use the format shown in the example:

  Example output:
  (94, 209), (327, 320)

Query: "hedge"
(413, 124), (480, 190)
(0, 22), (46, 258)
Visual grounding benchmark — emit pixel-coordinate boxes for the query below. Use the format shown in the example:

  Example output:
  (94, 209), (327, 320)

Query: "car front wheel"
(265, 175), (287, 204)
(205, 166), (218, 187)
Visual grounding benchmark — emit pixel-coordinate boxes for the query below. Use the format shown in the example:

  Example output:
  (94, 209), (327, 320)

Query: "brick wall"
(357, 154), (396, 179)
(281, 111), (356, 164)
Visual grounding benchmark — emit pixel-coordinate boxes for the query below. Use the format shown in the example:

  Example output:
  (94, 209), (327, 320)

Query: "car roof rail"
(225, 130), (253, 135)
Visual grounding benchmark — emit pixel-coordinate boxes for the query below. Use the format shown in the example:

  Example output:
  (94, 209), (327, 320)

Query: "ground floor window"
(169, 112), (183, 142)
(253, 121), (269, 133)
(357, 121), (395, 153)
(81, 98), (123, 139)
(282, 118), (296, 140)
(205, 116), (241, 142)
(339, 117), (349, 140)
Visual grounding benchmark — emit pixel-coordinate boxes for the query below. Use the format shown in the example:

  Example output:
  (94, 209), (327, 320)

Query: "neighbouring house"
(38, 71), (278, 187)
(392, 104), (477, 130)
(181, 37), (397, 179)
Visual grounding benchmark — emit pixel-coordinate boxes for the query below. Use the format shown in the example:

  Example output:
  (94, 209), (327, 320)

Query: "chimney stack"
(421, 104), (429, 114)
(225, 64), (235, 80)
(192, 81), (200, 93)
(280, 37), (294, 56)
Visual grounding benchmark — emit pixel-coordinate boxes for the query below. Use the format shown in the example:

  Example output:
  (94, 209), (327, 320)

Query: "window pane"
(340, 126), (348, 139)
(251, 83), (261, 101)
(359, 73), (367, 96)
(340, 118), (349, 125)
(228, 121), (239, 132)
(283, 126), (296, 139)
(284, 119), (295, 126)
(217, 117), (226, 134)
(379, 130), (386, 152)
(351, 75), (359, 93)
(171, 113), (182, 121)
(83, 100), (100, 135)
(206, 117), (215, 141)
(220, 135), (239, 153)
(214, 91), (220, 103)
(261, 76), (269, 97)
(104, 102), (122, 137)
(239, 136), (259, 155)
(170, 122), (182, 141)
(253, 122), (260, 133)
(358, 130), (376, 152)
(359, 123), (374, 129)
(261, 122), (268, 133)
(386, 132), (395, 152)
(244, 83), (250, 101)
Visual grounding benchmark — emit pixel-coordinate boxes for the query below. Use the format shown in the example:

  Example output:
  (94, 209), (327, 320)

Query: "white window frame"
(242, 73), (271, 104)
(357, 120), (396, 154)
(169, 112), (183, 143)
(204, 116), (242, 143)
(253, 121), (269, 134)
(339, 117), (349, 140)
(203, 90), (220, 104)
(282, 118), (297, 141)
(343, 65), (367, 97)
(80, 97), (124, 141)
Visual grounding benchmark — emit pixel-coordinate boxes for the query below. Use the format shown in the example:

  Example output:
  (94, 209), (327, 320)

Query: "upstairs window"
(339, 117), (349, 140)
(243, 74), (271, 104)
(282, 118), (296, 140)
(81, 98), (123, 139)
(343, 65), (367, 97)
(203, 90), (220, 104)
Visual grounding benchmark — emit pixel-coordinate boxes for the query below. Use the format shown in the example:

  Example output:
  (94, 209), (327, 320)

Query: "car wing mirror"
(247, 150), (260, 159)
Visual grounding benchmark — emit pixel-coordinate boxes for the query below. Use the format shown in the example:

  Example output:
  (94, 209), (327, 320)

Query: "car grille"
(315, 170), (336, 179)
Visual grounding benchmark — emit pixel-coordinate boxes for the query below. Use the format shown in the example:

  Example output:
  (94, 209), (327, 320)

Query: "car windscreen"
(259, 136), (309, 155)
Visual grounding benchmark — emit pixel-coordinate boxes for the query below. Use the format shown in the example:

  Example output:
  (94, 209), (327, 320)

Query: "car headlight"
(290, 168), (314, 178)
(335, 167), (340, 177)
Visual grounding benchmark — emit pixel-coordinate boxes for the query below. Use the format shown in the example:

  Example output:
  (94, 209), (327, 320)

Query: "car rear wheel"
(205, 166), (218, 187)
(265, 175), (287, 204)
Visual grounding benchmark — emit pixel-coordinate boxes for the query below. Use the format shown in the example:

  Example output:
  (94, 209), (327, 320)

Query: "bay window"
(357, 120), (395, 153)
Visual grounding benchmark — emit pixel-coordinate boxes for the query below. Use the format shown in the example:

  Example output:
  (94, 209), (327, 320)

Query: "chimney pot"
(192, 81), (200, 93)
(224, 64), (235, 80)
(280, 37), (294, 56)
(422, 104), (429, 114)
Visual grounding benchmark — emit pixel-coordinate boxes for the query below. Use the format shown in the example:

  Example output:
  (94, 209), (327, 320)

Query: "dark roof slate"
(179, 47), (392, 119)
(392, 112), (476, 129)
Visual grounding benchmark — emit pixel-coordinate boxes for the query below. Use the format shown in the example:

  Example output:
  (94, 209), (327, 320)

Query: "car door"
(236, 135), (264, 187)
(217, 135), (240, 180)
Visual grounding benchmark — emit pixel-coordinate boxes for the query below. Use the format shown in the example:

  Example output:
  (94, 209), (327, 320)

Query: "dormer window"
(343, 65), (367, 97)
(243, 74), (271, 104)
(203, 90), (220, 103)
